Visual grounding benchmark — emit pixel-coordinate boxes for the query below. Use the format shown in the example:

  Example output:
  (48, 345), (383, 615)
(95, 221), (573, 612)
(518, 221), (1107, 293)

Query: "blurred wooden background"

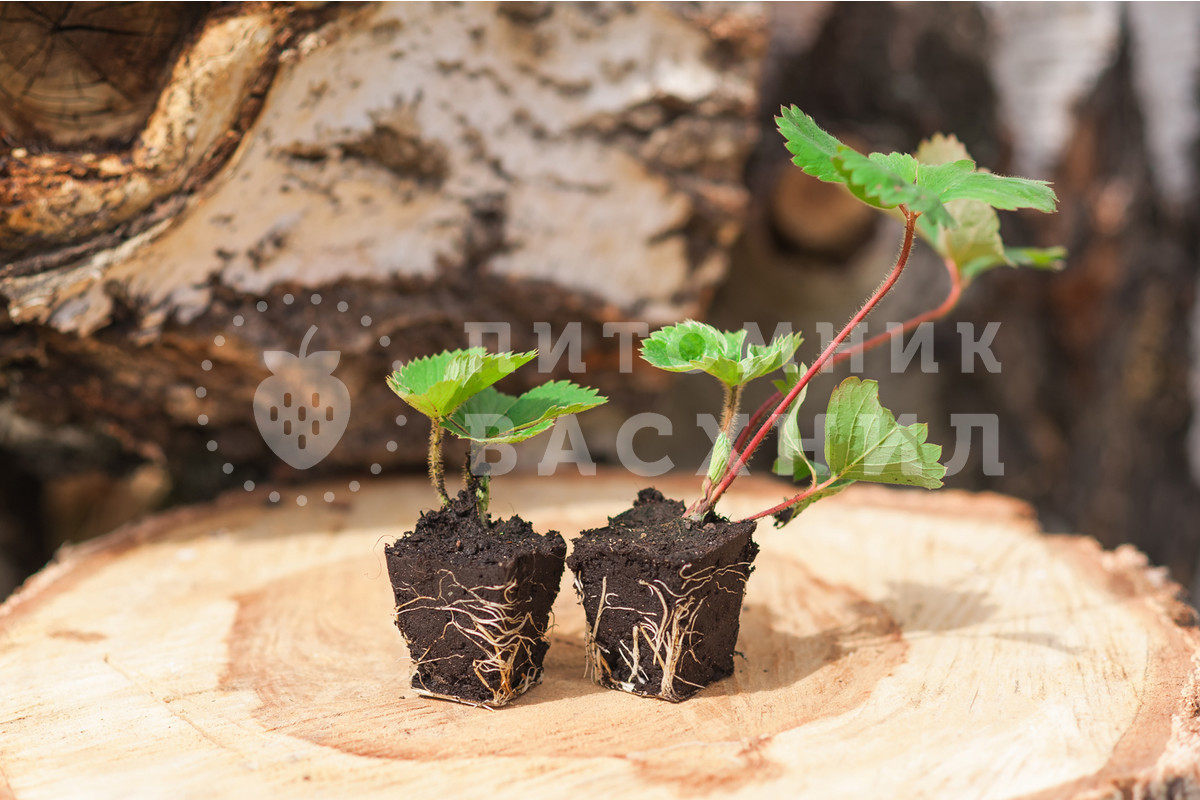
(1, 2), (1198, 599)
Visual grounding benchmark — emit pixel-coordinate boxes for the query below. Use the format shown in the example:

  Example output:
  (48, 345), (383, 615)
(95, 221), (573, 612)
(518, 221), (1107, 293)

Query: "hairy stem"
(734, 255), (961, 455)
(467, 446), (492, 522)
(702, 209), (920, 516)
(428, 420), (449, 505)
(830, 256), (963, 367)
(738, 474), (839, 524)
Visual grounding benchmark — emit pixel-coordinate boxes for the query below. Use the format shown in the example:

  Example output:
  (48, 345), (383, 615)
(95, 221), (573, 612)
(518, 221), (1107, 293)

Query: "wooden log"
(1, 474), (1198, 798)
(0, 3), (767, 576)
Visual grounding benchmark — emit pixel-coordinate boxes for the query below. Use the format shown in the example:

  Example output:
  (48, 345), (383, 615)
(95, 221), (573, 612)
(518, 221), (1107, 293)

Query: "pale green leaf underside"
(913, 134), (1064, 280)
(824, 377), (945, 488)
(940, 198), (1009, 276)
(442, 381), (607, 444)
(387, 348), (537, 420)
(772, 364), (853, 522)
(771, 362), (810, 478)
(640, 320), (802, 388)
(939, 171), (1057, 212)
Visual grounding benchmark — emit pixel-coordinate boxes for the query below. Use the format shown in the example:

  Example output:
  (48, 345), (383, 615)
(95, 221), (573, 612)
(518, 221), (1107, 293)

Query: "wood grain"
(1, 474), (1197, 799)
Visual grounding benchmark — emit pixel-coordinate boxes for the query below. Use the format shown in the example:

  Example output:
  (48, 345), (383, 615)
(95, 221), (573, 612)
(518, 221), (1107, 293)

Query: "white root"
(394, 568), (552, 707)
(577, 561), (752, 702)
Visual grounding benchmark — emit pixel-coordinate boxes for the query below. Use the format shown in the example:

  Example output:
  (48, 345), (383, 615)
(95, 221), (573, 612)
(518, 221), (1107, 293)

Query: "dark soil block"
(385, 489), (566, 707)
(566, 488), (758, 702)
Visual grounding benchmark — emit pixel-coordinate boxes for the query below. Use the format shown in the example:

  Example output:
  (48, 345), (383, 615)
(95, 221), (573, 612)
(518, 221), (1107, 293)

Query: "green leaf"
(743, 334), (805, 383)
(771, 366), (945, 526)
(940, 199), (1010, 277)
(771, 372), (811, 482)
(824, 377), (945, 488)
(1005, 246), (1068, 270)
(771, 362), (855, 525)
(640, 320), (802, 388)
(776, 105), (933, 217)
(913, 133), (1063, 281)
(915, 132), (971, 165)
(386, 348), (537, 420)
(911, 134), (1057, 213)
(442, 381), (607, 444)
(831, 148), (955, 227)
(640, 320), (744, 383)
(776, 105), (846, 184)
(770, 362), (809, 475)
(506, 380), (608, 427)
(958, 245), (1067, 282)
(778, 110), (1064, 280)
(770, 362), (809, 403)
(938, 172), (1057, 213)
(913, 159), (976, 196)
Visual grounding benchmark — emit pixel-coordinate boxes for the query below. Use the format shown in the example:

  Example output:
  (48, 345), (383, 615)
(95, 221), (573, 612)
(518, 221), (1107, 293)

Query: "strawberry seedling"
(383, 347), (606, 707)
(569, 106), (1065, 701)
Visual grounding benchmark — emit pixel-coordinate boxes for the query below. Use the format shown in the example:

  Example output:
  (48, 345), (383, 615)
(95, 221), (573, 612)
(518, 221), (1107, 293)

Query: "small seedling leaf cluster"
(640, 321), (803, 388)
(387, 348), (606, 517)
(641, 320), (804, 504)
(386, 348), (537, 420)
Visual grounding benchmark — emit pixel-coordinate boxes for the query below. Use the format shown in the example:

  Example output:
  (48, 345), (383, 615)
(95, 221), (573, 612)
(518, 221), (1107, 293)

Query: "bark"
(0, 2), (765, 593)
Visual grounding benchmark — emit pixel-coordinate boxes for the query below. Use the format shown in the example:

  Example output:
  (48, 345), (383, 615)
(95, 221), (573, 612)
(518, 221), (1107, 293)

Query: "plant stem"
(733, 250), (959, 454)
(689, 383), (743, 518)
(719, 383), (743, 438)
(467, 444), (491, 521)
(701, 208), (920, 517)
(428, 421), (450, 505)
(474, 474), (491, 522)
(738, 474), (840, 524)
(830, 256), (962, 367)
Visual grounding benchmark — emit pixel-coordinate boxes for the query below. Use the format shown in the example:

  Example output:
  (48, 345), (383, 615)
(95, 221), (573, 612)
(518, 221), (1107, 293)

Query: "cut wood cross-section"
(1, 474), (1198, 799)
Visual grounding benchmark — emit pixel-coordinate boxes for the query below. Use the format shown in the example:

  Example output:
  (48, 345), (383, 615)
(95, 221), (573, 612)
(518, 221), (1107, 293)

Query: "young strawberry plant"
(384, 347), (606, 707)
(568, 106), (1064, 702)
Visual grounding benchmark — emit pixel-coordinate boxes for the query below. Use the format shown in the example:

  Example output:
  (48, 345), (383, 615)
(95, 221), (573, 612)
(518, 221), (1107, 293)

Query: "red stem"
(740, 475), (839, 523)
(733, 255), (961, 454)
(830, 256), (962, 366)
(701, 209), (920, 518)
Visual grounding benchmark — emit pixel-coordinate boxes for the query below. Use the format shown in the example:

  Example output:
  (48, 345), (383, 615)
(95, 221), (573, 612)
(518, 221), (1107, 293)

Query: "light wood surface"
(1, 474), (1198, 799)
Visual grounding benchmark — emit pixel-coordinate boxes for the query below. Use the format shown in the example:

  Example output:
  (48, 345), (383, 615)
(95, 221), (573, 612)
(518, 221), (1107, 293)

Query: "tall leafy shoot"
(639, 107), (1063, 524)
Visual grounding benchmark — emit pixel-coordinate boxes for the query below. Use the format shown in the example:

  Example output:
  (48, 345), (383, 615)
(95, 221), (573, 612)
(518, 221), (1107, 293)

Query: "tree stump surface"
(1, 474), (1198, 799)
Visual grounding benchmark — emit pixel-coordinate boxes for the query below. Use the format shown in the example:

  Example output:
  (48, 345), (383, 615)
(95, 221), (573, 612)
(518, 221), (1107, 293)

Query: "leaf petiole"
(739, 473), (841, 524)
